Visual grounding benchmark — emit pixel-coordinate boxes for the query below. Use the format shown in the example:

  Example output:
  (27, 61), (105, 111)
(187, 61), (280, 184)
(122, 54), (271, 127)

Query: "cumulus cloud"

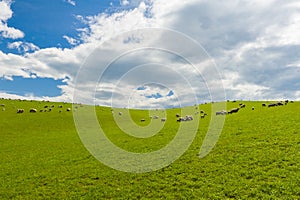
(7, 41), (40, 53)
(1, 0), (300, 107)
(0, 0), (24, 39)
(63, 35), (79, 46)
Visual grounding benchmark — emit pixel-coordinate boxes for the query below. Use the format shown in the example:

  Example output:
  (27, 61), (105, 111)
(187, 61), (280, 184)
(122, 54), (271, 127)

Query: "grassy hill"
(0, 99), (299, 199)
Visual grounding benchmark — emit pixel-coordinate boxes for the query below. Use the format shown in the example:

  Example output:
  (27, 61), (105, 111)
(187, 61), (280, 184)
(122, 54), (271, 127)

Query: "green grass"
(0, 99), (299, 199)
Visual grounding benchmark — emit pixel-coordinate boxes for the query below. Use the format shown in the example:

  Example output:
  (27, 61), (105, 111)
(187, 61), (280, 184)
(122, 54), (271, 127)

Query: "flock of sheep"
(216, 100), (293, 116)
(15, 105), (72, 114)
(1, 99), (295, 121)
(116, 106), (208, 123)
(0, 99), (76, 114)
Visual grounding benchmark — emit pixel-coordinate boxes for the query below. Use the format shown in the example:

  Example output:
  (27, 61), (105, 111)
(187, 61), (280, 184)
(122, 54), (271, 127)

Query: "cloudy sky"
(1, 0), (300, 108)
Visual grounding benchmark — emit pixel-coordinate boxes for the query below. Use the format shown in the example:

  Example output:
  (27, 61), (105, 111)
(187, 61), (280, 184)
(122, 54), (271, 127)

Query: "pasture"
(0, 99), (299, 199)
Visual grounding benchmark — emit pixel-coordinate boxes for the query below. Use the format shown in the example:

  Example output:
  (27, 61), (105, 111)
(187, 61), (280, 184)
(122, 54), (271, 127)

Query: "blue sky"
(1, 0), (300, 108)
(1, 0), (123, 52)
(0, 0), (131, 98)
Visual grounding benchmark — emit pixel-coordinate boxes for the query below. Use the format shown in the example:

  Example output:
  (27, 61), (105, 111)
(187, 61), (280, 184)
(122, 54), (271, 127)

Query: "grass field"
(0, 99), (300, 199)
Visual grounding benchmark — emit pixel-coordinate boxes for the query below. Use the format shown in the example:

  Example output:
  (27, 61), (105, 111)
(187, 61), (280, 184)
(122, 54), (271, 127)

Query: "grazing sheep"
(161, 118), (166, 122)
(67, 108), (71, 111)
(252, 106), (255, 110)
(177, 115), (193, 122)
(30, 108), (37, 113)
(185, 115), (193, 121)
(51, 105), (55, 108)
(40, 110), (43, 112)
(48, 108), (52, 112)
(44, 105), (48, 108)
(262, 103), (266, 107)
(17, 109), (24, 113)
(58, 105), (63, 108)
(176, 113), (180, 118)
(59, 110), (62, 113)
(177, 117), (185, 122)
(141, 119), (145, 122)
(228, 108), (239, 114)
(200, 110), (204, 114)
(118, 112), (122, 116)
(216, 110), (226, 115)
(268, 103), (276, 107)
(153, 116), (159, 119)
(276, 102), (284, 106)
(0, 104), (5, 107)
(240, 104), (246, 108)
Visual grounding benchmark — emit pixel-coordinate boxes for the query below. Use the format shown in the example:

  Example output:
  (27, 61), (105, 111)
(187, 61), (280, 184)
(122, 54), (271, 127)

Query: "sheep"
(67, 108), (71, 112)
(58, 105), (63, 108)
(186, 115), (193, 121)
(40, 110), (43, 112)
(276, 102), (284, 106)
(240, 104), (246, 108)
(17, 109), (24, 113)
(268, 103), (276, 107)
(252, 106), (255, 110)
(153, 116), (159, 119)
(44, 105), (48, 108)
(262, 103), (266, 107)
(177, 117), (185, 122)
(118, 112), (122, 116)
(216, 110), (226, 115)
(0, 104), (5, 107)
(141, 119), (145, 122)
(176, 113), (180, 118)
(177, 115), (193, 122)
(30, 108), (37, 113)
(228, 108), (239, 114)
(161, 118), (166, 122)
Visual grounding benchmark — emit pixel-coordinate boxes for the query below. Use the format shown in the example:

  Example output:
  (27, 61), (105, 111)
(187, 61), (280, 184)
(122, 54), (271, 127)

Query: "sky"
(0, 0), (300, 108)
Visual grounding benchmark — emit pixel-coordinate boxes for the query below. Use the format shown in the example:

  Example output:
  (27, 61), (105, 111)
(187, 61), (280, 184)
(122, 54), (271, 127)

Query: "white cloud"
(63, 35), (79, 46)
(120, 0), (130, 6)
(0, 0), (12, 21)
(65, 0), (76, 6)
(0, 0), (24, 39)
(1, 0), (300, 106)
(7, 41), (39, 53)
